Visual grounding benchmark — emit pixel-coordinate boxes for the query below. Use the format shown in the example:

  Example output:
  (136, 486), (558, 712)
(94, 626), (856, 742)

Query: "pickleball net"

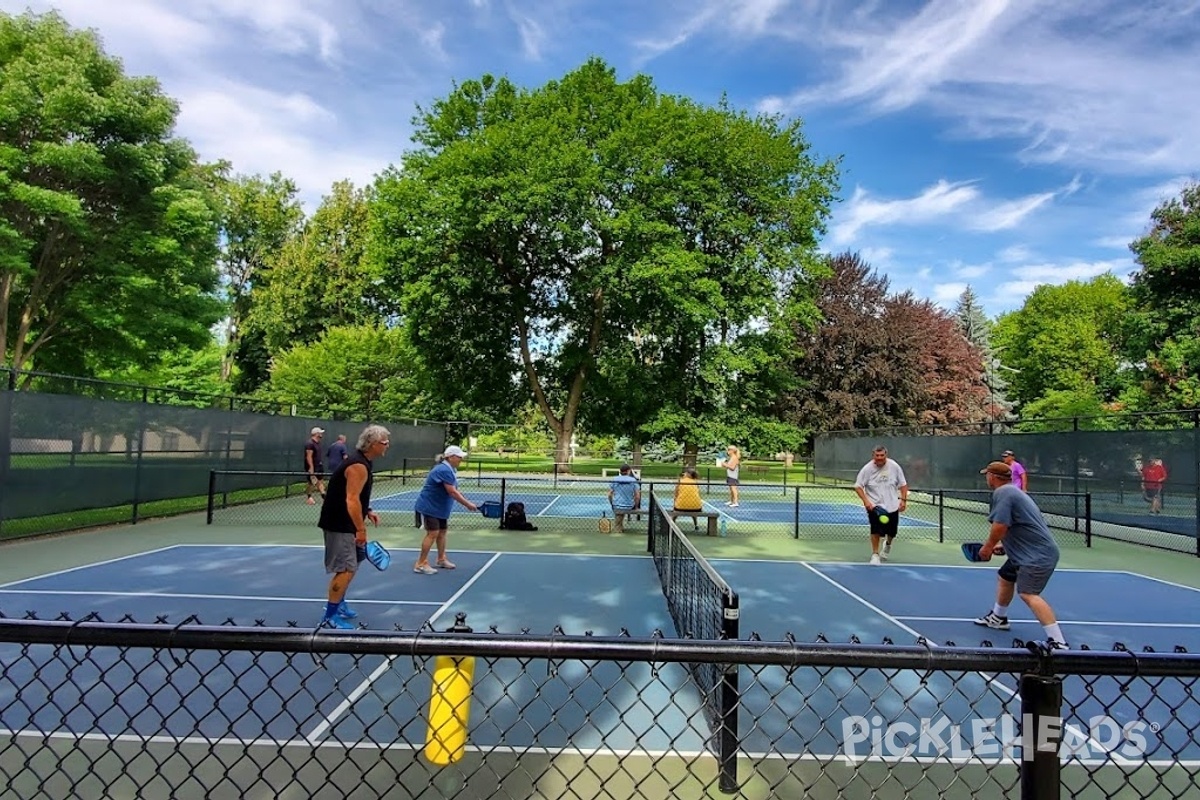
(648, 492), (740, 792)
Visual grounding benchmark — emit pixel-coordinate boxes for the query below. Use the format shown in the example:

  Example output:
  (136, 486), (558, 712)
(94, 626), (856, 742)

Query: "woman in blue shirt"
(413, 445), (478, 574)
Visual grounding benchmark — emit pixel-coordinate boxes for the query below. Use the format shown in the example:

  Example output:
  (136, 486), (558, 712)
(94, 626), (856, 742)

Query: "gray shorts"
(999, 559), (1055, 595)
(323, 529), (358, 574)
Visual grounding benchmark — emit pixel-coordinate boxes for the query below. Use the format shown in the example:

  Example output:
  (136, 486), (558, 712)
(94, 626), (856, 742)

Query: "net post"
(499, 478), (507, 526)
(1019, 672), (1063, 800)
(938, 490), (945, 543)
(1085, 493), (1092, 548)
(718, 591), (740, 794)
(207, 471), (217, 525)
(792, 487), (800, 540)
(402, 457), (408, 485)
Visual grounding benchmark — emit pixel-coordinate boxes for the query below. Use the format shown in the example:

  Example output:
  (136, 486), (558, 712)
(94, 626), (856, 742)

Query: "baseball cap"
(980, 461), (1012, 478)
(311, 427), (325, 436)
(1001, 449), (1015, 457)
(443, 445), (468, 458)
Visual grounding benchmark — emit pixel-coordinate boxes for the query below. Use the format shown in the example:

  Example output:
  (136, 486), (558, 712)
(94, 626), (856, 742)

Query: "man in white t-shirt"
(853, 445), (908, 565)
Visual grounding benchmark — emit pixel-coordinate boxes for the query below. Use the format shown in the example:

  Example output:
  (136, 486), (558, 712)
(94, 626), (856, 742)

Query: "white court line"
(895, 615), (1200, 629)
(536, 496), (563, 517)
(1118, 571), (1200, 595)
(799, 562), (1121, 763)
(805, 561), (1134, 574)
(303, 550), (505, 745)
(0, 544), (185, 589)
(3, 727), (1196, 767)
(0, 589), (442, 606)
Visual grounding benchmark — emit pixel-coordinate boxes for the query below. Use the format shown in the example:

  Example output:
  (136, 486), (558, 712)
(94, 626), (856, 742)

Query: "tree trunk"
(554, 428), (573, 473)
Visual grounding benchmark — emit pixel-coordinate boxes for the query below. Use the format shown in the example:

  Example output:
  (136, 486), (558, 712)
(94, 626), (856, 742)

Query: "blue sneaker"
(321, 615), (354, 630)
(336, 601), (358, 619)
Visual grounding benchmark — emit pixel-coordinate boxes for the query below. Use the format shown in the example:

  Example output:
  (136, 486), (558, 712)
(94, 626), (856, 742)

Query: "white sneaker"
(974, 612), (1010, 630)
(869, 553), (882, 566)
(881, 542), (892, 561)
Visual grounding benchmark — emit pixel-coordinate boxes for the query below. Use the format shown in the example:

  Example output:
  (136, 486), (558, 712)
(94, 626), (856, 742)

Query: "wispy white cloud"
(755, 0), (1200, 175)
(932, 282), (968, 305)
(831, 180), (979, 244)
(177, 82), (385, 205)
(509, 8), (547, 60)
(970, 191), (1055, 232)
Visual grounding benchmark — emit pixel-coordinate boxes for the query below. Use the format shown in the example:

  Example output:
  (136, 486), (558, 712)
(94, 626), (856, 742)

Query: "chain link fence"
(815, 414), (1200, 556)
(1, 615), (1196, 799)
(208, 473), (1092, 547)
(0, 385), (445, 540)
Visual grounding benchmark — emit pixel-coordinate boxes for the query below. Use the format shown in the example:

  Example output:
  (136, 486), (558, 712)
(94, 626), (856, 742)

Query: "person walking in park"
(973, 461), (1067, 649)
(853, 445), (908, 565)
(316, 425), (391, 629)
(1141, 456), (1168, 514)
(1001, 449), (1028, 490)
(304, 427), (326, 505)
(413, 445), (478, 574)
(326, 434), (349, 466)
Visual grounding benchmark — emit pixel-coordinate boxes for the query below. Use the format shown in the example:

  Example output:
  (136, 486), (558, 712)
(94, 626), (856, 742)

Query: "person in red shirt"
(1141, 457), (1167, 514)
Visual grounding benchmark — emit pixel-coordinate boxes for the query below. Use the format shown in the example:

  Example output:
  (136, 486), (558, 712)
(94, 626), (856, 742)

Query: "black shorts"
(868, 511), (899, 537)
(998, 559), (1055, 595)
(421, 514), (449, 532)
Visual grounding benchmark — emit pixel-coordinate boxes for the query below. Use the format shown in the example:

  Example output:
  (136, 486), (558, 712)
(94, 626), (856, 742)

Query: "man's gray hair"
(873, 445), (888, 454)
(357, 424), (391, 451)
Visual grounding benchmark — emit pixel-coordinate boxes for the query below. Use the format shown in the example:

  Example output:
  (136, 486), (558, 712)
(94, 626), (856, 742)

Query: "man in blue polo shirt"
(607, 463), (641, 533)
(973, 461), (1067, 649)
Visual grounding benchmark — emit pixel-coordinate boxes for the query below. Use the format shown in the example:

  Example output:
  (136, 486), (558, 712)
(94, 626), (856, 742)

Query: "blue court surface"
(1, 546), (1197, 762)
(374, 488), (935, 527)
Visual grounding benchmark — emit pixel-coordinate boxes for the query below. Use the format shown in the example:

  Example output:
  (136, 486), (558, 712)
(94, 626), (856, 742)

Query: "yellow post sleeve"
(424, 655), (476, 765)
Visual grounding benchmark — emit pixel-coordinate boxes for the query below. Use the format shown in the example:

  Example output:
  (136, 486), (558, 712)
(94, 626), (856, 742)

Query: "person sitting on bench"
(672, 468), (704, 530)
(607, 463), (642, 533)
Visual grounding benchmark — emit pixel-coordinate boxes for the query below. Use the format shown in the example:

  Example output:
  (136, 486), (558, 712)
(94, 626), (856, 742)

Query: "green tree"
(215, 171), (304, 389)
(248, 180), (390, 356)
(372, 59), (838, 463)
(109, 342), (229, 407)
(1125, 181), (1200, 410)
(0, 11), (223, 378)
(954, 285), (1013, 421)
(267, 325), (449, 420)
(992, 275), (1130, 413)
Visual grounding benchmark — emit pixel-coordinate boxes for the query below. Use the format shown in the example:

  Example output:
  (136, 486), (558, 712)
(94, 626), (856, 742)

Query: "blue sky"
(4, 0), (1198, 316)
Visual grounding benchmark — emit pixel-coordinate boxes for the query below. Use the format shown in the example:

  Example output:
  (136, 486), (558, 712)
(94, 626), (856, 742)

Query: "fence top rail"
(3, 618), (1197, 677)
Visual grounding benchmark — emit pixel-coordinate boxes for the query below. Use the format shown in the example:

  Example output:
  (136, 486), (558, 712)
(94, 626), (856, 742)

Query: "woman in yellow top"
(673, 468), (704, 530)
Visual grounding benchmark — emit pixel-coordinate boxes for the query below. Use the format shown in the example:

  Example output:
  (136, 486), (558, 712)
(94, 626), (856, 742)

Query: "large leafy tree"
(248, 180), (390, 357)
(778, 252), (894, 432)
(1124, 181), (1200, 410)
(266, 325), (453, 421)
(0, 11), (223, 379)
(371, 59), (838, 463)
(216, 171), (304, 389)
(992, 275), (1130, 413)
(884, 292), (990, 426)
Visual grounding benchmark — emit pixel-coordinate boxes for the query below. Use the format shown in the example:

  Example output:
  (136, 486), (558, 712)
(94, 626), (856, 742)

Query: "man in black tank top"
(317, 424), (391, 629)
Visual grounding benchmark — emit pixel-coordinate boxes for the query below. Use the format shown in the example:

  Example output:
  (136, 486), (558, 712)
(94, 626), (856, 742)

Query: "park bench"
(669, 509), (722, 537)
